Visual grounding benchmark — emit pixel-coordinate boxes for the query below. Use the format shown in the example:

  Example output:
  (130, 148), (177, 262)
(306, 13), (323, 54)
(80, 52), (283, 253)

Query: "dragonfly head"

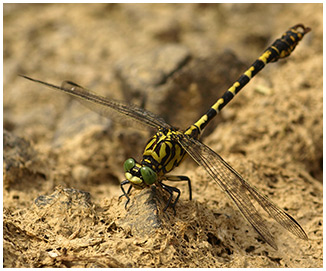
(123, 158), (157, 188)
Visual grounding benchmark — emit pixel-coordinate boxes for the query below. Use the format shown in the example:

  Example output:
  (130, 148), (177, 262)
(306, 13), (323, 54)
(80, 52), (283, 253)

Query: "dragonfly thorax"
(141, 129), (187, 175)
(123, 158), (157, 189)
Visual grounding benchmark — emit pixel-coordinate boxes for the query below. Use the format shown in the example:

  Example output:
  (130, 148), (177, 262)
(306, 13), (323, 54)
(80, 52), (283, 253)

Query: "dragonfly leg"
(165, 175), (192, 201)
(160, 182), (181, 215)
(119, 180), (132, 209)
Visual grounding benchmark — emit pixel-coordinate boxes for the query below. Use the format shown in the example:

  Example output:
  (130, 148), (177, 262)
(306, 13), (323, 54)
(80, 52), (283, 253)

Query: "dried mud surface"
(3, 3), (323, 268)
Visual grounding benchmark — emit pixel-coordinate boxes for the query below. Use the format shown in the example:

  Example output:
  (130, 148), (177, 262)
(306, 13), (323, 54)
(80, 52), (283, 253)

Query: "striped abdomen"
(185, 24), (310, 139)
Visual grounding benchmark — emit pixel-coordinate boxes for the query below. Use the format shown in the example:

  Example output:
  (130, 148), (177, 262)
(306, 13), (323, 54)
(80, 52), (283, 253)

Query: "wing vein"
(178, 135), (308, 249)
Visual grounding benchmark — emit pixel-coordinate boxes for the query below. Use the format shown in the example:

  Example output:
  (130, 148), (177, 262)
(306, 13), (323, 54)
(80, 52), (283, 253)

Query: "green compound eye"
(124, 158), (135, 172)
(140, 166), (157, 185)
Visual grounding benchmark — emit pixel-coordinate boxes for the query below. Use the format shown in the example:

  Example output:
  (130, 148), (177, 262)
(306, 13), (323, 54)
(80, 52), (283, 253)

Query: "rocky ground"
(3, 3), (322, 267)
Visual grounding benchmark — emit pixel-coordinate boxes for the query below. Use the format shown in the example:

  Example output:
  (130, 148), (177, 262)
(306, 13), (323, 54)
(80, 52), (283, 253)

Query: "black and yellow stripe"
(142, 129), (186, 175)
(185, 24), (310, 139)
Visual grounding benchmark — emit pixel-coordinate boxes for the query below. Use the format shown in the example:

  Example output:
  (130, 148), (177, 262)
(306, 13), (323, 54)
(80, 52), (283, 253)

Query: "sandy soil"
(3, 3), (322, 268)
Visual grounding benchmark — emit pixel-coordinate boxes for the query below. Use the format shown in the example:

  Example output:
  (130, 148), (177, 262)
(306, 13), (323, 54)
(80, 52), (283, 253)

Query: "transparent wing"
(178, 135), (308, 250)
(20, 75), (173, 131)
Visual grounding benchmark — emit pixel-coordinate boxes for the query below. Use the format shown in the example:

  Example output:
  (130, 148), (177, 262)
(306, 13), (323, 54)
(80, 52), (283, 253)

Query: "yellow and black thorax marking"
(141, 129), (186, 176)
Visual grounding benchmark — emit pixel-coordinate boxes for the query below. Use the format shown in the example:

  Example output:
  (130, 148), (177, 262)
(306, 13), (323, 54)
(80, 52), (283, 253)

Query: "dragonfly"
(21, 24), (310, 250)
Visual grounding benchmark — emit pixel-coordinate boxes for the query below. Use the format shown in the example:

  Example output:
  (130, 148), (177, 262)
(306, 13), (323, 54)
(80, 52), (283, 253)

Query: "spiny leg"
(160, 182), (181, 214)
(119, 180), (132, 209)
(165, 175), (192, 201)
